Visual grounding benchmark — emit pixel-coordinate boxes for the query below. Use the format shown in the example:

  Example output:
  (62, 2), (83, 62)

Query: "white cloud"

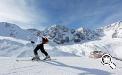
(0, 0), (47, 30)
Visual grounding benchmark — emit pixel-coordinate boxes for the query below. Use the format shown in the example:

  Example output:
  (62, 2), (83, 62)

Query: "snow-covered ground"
(0, 57), (122, 75)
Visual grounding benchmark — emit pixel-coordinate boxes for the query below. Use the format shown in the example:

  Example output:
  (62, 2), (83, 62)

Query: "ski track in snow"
(0, 57), (122, 75)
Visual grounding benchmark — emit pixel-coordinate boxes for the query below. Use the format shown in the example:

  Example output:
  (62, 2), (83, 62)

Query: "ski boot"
(43, 55), (51, 60)
(32, 55), (40, 61)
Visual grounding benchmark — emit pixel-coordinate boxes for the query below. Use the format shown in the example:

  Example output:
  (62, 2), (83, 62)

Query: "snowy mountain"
(0, 22), (42, 41)
(97, 21), (122, 38)
(0, 22), (99, 57)
(0, 21), (122, 60)
(83, 21), (122, 59)
(74, 27), (99, 42)
(0, 22), (99, 44)
(43, 25), (73, 44)
(44, 25), (99, 44)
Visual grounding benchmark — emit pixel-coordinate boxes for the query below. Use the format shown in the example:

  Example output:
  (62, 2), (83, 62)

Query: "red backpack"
(42, 37), (49, 44)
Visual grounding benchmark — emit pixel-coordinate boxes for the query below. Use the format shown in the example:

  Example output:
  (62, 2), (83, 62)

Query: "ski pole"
(31, 41), (35, 50)
(31, 41), (35, 57)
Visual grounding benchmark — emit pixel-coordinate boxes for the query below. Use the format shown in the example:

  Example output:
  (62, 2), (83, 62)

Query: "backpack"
(42, 37), (49, 44)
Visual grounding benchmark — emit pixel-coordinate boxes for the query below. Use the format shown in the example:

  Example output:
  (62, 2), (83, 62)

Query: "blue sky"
(0, 0), (122, 30)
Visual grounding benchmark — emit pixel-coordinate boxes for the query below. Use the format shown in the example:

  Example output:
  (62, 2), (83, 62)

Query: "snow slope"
(0, 36), (75, 57)
(0, 35), (122, 60)
(0, 57), (122, 75)
(97, 21), (122, 38)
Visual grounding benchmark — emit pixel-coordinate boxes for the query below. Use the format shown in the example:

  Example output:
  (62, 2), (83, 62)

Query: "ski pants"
(34, 44), (48, 56)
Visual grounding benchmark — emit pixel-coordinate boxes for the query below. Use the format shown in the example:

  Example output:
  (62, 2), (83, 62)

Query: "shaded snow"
(0, 57), (122, 75)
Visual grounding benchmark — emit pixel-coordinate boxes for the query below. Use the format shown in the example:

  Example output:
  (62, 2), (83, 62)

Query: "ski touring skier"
(31, 34), (51, 61)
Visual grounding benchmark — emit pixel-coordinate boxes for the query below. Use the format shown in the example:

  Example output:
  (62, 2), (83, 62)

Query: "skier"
(31, 35), (51, 61)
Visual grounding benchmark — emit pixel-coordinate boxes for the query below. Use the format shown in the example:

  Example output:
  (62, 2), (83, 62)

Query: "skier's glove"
(31, 41), (35, 44)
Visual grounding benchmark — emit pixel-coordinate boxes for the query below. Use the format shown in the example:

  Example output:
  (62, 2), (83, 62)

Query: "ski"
(16, 59), (56, 62)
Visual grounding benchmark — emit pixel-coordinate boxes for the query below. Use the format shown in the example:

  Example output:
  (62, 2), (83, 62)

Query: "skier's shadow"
(44, 60), (112, 75)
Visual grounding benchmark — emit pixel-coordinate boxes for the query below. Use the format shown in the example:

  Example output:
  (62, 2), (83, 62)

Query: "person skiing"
(31, 35), (51, 61)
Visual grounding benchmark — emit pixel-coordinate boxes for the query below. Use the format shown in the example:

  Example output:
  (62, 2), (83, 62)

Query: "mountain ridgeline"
(43, 25), (99, 44)
(0, 21), (122, 44)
